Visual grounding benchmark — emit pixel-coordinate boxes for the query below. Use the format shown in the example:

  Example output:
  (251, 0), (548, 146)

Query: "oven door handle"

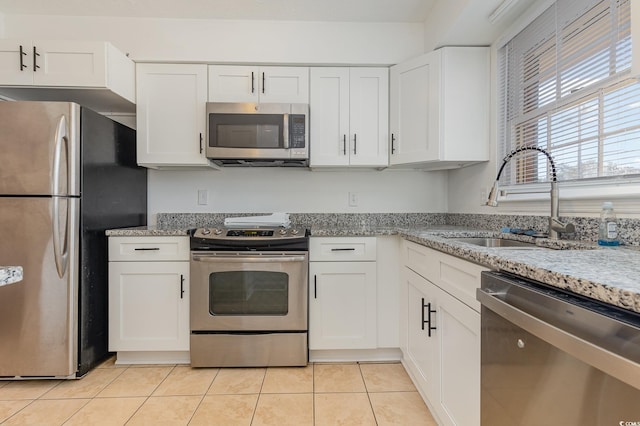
(191, 254), (307, 263)
(477, 287), (640, 391)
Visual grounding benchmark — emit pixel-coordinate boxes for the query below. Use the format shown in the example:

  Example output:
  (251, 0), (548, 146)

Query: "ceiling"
(0, 0), (437, 23)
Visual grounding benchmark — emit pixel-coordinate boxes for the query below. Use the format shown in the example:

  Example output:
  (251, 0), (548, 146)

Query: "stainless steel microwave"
(206, 102), (309, 166)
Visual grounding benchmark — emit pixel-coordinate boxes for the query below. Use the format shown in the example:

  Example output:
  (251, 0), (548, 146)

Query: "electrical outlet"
(348, 192), (359, 207)
(197, 189), (208, 205)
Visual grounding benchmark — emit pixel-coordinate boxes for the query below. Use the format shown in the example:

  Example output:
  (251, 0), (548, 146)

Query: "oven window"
(209, 271), (289, 315)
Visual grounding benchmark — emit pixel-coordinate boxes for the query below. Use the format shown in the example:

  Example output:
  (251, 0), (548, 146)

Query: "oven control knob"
(279, 229), (287, 235)
(214, 229), (223, 235)
(202, 229), (211, 235)
(291, 229), (299, 235)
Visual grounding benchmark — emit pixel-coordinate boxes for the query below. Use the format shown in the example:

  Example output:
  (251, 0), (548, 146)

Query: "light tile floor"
(0, 358), (437, 425)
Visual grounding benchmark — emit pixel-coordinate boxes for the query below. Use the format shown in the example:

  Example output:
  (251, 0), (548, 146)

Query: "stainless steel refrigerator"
(0, 101), (147, 378)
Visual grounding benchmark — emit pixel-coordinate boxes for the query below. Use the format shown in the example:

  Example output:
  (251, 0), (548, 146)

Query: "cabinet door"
(348, 67), (389, 167)
(31, 41), (107, 87)
(109, 261), (190, 351)
(404, 268), (438, 401)
(208, 65), (258, 102)
(0, 40), (34, 85)
(434, 285), (480, 426)
(309, 261), (377, 350)
(260, 66), (309, 103)
(389, 53), (438, 165)
(136, 63), (209, 166)
(309, 67), (350, 167)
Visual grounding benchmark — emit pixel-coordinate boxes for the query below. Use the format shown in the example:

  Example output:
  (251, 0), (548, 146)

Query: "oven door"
(190, 251), (308, 331)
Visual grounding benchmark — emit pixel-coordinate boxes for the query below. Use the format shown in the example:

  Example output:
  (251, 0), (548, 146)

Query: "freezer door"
(0, 101), (80, 196)
(0, 196), (79, 378)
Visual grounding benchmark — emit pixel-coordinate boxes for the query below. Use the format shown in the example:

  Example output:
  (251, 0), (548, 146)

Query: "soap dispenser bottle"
(598, 202), (620, 246)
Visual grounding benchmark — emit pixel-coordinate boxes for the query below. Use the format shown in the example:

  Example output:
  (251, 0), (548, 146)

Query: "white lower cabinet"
(401, 239), (487, 426)
(309, 260), (377, 349)
(308, 236), (406, 362)
(108, 236), (190, 364)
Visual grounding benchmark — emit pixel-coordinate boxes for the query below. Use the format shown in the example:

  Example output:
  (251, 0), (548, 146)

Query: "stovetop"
(190, 226), (309, 251)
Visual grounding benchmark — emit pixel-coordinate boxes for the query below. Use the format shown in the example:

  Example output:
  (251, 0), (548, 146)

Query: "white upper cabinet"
(0, 40), (135, 112)
(136, 63), (211, 168)
(208, 65), (309, 103)
(389, 46), (490, 170)
(310, 67), (388, 168)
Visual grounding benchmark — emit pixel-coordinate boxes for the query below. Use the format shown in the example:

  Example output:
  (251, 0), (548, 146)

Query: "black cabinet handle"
(421, 298), (437, 337)
(199, 133), (203, 154)
(180, 274), (185, 299)
(331, 248), (355, 251)
(391, 134), (396, 154)
(134, 247), (160, 251)
(33, 46), (40, 71)
(251, 71), (255, 93)
(314, 275), (317, 299)
(353, 134), (357, 155)
(19, 45), (27, 70)
(427, 302), (437, 337)
(343, 135), (347, 155)
(262, 72), (265, 94)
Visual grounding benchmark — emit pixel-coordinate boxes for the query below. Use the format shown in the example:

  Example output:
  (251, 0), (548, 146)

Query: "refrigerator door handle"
(52, 115), (70, 278)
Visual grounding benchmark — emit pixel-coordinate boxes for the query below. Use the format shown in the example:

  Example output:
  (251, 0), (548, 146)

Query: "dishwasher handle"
(477, 287), (640, 391)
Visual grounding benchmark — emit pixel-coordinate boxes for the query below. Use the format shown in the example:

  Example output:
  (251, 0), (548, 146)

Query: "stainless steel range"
(189, 226), (309, 367)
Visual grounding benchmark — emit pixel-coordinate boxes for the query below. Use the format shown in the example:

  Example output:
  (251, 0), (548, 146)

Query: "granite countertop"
(106, 224), (640, 314)
(1, 266), (23, 286)
(105, 226), (190, 236)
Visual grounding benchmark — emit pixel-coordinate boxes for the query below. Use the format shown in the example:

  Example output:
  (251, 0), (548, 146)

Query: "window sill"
(494, 177), (640, 216)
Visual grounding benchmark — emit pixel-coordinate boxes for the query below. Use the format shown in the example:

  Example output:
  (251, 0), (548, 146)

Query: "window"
(498, 0), (639, 187)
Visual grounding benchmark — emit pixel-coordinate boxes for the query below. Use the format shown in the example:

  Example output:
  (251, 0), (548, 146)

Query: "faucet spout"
(486, 147), (574, 240)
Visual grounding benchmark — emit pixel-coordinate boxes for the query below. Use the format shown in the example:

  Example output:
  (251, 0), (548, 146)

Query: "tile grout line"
(358, 362), (381, 426)
(122, 363), (176, 425)
(186, 367), (220, 425)
(242, 368), (266, 426)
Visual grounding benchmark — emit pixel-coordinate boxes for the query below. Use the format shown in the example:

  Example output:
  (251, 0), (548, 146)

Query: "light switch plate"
(349, 192), (359, 207)
(198, 189), (208, 205)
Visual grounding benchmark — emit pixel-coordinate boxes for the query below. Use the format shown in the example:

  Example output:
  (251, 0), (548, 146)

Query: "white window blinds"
(498, 0), (639, 186)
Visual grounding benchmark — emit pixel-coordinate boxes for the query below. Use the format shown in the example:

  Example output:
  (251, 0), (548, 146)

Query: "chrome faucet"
(486, 146), (575, 240)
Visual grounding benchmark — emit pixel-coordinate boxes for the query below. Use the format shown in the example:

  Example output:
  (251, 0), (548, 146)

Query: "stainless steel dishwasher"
(478, 271), (640, 426)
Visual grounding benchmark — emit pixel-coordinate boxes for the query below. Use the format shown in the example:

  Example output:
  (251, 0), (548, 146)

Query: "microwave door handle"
(283, 113), (290, 149)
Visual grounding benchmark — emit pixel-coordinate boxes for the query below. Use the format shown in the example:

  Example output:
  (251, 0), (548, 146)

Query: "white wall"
(3, 15), (424, 65)
(147, 168), (448, 224)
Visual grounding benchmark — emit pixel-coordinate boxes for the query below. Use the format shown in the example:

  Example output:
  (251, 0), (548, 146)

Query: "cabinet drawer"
(402, 240), (488, 312)
(109, 236), (190, 261)
(432, 251), (488, 313)
(310, 237), (376, 261)
(403, 240), (438, 279)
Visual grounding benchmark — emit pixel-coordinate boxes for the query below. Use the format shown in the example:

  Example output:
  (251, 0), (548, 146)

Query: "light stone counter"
(399, 228), (640, 314)
(0, 266), (23, 286)
(105, 226), (190, 237)
(106, 224), (640, 314)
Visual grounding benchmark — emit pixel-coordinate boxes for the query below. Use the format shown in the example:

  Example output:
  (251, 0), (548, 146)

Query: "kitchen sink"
(450, 237), (543, 249)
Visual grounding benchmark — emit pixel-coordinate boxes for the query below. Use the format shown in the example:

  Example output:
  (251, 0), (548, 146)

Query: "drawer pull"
(134, 247), (161, 251)
(331, 248), (356, 251)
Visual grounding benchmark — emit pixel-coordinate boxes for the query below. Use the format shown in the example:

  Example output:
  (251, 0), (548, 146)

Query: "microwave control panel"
(290, 115), (306, 149)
